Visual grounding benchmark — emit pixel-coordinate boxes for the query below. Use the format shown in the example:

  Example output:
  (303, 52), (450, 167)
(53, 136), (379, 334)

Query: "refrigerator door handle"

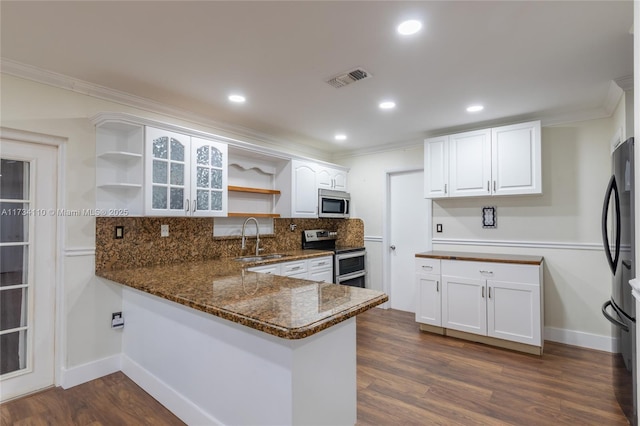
(602, 300), (629, 332)
(601, 175), (621, 275)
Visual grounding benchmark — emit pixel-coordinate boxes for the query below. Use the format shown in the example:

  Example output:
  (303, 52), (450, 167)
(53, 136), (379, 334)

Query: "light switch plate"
(161, 224), (169, 237)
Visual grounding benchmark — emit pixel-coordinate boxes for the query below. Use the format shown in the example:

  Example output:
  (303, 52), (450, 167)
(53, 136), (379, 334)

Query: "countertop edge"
(97, 251), (387, 340)
(415, 251), (544, 265)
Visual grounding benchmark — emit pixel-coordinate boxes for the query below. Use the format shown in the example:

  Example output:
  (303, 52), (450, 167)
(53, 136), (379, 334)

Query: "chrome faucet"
(241, 217), (261, 256)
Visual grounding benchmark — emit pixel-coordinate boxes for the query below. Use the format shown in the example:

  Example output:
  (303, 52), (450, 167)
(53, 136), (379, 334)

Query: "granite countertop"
(416, 250), (544, 265)
(96, 249), (388, 340)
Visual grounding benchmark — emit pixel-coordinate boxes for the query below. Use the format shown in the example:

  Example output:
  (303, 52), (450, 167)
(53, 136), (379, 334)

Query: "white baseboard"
(121, 355), (221, 426)
(544, 326), (617, 353)
(60, 354), (122, 389)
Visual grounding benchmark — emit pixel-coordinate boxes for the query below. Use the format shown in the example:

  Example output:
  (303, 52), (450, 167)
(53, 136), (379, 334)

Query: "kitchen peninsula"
(96, 251), (387, 426)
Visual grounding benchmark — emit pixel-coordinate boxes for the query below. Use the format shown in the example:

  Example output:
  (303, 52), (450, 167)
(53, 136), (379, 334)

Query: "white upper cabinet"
(275, 159), (318, 218)
(424, 120), (541, 199)
(146, 127), (191, 216)
(145, 127), (227, 217)
(191, 137), (228, 216)
(317, 166), (348, 191)
(292, 161), (318, 217)
(449, 129), (492, 197)
(276, 160), (349, 218)
(424, 136), (449, 198)
(95, 120), (144, 215)
(491, 121), (542, 196)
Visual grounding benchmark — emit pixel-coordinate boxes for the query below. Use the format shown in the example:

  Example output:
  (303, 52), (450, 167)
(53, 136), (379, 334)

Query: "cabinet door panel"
(191, 137), (228, 217)
(316, 168), (332, 190)
(487, 280), (541, 345)
(442, 276), (486, 335)
(332, 170), (347, 191)
(416, 273), (441, 326)
(292, 161), (318, 217)
(145, 127), (190, 216)
(449, 130), (491, 197)
(491, 121), (541, 195)
(424, 136), (449, 198)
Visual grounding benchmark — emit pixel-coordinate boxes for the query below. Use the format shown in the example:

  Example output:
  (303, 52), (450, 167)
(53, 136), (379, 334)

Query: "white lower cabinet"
(246, 263), (280, 275)
(309, 257), (334, 283)
(442, 275), (487, 335)
(416, 256), (543, 350)
(248, 256), (333, 282)
(280, 259), (308, 277)
(415, 258), (442, 327)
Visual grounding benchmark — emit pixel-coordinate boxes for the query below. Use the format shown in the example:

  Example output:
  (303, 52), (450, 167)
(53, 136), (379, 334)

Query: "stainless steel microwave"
(318, 189), (350, 218)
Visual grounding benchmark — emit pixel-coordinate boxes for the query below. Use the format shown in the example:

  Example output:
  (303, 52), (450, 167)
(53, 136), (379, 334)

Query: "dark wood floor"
(1, 308), (630, 425)
(357, 308), (629, 425)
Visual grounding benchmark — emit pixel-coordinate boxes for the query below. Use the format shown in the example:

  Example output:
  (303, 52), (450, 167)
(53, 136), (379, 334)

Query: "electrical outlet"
(111, 312), (124, 328)
(115, 226), (124, 239)
(161, 224), (169, 237)
(436, 224), (443, 233)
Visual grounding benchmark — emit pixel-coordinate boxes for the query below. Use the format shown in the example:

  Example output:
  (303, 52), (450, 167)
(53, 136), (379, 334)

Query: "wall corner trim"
(544, 326), (616, 353)
(59, 354), (122, 389)
(121, 355), (221, 426)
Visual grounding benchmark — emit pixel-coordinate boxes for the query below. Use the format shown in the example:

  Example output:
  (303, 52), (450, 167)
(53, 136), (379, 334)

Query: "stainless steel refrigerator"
(601, 136), (635, 425)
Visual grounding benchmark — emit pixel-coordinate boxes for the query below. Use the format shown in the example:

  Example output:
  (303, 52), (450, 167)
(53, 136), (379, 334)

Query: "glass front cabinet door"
(145, 127), (227, 216)
(191, 137), (227, 217)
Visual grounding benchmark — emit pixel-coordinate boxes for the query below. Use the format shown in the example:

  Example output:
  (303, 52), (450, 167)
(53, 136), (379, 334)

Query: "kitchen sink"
(233, 253), (291, 263)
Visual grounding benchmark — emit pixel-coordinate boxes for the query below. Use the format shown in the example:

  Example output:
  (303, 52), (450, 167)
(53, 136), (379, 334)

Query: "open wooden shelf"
(227, 212), (281, 218)
(228, 185), (281, 195)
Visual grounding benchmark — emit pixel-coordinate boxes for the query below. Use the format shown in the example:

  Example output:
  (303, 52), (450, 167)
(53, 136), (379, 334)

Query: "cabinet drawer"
(281, 260), (308, 276)
(309, 256), (333, 271)
(415, 258), (441, 275)
(247, 264), (280, 275)
(442, 260), (539, 285)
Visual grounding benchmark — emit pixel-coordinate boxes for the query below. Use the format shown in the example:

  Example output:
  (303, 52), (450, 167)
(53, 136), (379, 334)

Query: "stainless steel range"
(302, 229), (366, 288)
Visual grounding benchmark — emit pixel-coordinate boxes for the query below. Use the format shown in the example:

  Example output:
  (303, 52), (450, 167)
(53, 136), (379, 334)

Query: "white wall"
(339, 102), (627, 350)
(337, 144), (424, 293)
(0, 73), (330, 373)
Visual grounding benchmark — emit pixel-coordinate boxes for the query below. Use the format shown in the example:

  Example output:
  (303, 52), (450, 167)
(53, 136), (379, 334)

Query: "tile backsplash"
(95, 217), (364, 271)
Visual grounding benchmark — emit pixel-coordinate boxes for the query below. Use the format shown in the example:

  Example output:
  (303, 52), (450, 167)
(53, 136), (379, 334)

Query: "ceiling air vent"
(326, 68), (372, 88)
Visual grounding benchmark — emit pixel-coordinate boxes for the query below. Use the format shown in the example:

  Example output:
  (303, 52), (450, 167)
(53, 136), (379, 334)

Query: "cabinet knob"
(390, 245), (396, 250)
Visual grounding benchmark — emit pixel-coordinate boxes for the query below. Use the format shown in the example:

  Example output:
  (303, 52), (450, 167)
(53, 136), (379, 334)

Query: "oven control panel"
(303, 229), (337, 242)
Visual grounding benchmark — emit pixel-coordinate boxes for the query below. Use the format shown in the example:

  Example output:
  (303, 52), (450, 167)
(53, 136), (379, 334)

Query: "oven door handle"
(335, 250), (366, 260)
(336, 271), (366, 283)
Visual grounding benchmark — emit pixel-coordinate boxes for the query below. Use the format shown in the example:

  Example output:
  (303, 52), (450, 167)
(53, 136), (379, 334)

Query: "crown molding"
(2, 59), (627, 162)
(614, 74), (634, 92)
(0, 58), (330, 160)
(0, 126), (67, 146)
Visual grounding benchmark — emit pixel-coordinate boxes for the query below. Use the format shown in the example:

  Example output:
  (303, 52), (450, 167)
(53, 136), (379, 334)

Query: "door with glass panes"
(0, 140), (57, 401)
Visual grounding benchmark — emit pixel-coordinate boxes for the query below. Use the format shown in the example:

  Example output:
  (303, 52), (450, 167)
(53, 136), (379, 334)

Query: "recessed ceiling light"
(466, 105), (484, 112)
(397, 20), (422, 36)
(379, 101), (396, 110)
(228, 94), (246, 103)
(335, 134), (347, 141)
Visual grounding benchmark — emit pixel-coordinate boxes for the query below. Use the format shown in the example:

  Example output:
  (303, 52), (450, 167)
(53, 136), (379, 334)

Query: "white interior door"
(388, 170), (431, 312)
(0, 140), (57, 401)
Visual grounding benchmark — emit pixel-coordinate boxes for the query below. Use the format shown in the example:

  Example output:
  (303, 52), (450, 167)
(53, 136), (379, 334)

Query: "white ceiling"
(0, 1), (634, 155)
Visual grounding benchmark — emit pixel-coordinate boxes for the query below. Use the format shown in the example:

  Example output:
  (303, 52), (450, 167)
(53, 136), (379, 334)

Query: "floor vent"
(326, 68), (371, 88)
